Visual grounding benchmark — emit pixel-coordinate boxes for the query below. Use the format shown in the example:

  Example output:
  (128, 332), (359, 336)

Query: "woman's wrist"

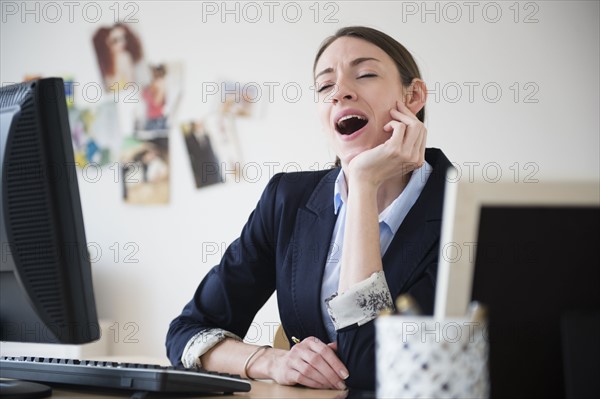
(347, 177), (380, 218)
(347, 173), (380, 198)
(246, 347), (282, 380)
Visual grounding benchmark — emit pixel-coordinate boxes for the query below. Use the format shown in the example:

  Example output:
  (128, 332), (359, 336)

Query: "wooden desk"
(49, 380), (346, 398)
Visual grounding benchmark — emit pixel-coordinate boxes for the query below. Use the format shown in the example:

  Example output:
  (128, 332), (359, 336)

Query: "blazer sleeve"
(165, 173), (283, 367)
(335, 240), (439, 390)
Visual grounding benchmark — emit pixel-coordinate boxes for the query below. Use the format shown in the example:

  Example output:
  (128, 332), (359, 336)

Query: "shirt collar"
(332, 161), (433, 234)
(333, 169), (347, 215)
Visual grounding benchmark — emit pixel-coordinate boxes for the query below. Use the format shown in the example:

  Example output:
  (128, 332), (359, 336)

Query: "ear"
(405, 78), (427, 116)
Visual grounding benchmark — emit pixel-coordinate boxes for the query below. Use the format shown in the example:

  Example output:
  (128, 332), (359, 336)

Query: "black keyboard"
(0, 356), (251, 394)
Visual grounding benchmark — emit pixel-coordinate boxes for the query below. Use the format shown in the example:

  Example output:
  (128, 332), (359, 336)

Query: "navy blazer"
(166, 148), (452, 390)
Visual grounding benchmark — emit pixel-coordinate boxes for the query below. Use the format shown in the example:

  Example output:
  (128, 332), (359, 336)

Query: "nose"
(331, 77), (357, 104)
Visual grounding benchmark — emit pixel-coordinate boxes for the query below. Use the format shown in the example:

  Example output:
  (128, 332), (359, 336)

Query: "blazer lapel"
(381, 213), (441, 294)
(382, 148), (450, 294)
(290, 169), (339, 340)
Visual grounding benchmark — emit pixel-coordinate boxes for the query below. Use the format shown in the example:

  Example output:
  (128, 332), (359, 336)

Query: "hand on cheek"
(348, 100), (426, 187)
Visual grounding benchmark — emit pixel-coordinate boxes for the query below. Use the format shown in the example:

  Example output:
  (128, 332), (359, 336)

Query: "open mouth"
(335, 115), (368, 135)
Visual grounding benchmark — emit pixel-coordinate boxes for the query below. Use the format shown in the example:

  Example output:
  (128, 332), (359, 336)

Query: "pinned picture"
(92, 22), (150, 136)
(92, 23), (147, 92)
(68, 101), (120, 166)
(181, 121), (223, 189)
(120, 136), (169, 205)
(219, 80), (259, 118)
(134, 62), (183, 136)
(202, 113), (242, 180)
(196, 79), (260, 179)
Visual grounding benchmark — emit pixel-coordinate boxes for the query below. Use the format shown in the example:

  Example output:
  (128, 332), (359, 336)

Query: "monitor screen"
(0, 78), (99, 345)
(434, 179), (599, 398)
(472, 205), (599, 398)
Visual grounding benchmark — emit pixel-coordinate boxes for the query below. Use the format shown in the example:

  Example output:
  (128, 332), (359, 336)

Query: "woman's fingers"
(286, 337), (348, 390)
(419, 127), (427, 163)
(415, 124), (427, 166)
(383, 119), (405, 135)
(272, 348), (330, 388)
(384, 118), (420, 156)
(388, 105), (427, 168)
(299, 337), (348, 389)
(347, 99), (427, 184)
(389, 104), (417, 127)
(289, 355), (335, 388)
(287, 367), (330, 389)
(396, 99), (418, 120)
(305, 337), (349, 381)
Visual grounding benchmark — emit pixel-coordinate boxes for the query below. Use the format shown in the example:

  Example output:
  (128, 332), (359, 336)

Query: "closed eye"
(317, 83), (334, 93)
(358, 73), (377, 79)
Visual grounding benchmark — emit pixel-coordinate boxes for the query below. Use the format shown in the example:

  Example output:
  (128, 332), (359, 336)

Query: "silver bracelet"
(243, 345), (271, 380)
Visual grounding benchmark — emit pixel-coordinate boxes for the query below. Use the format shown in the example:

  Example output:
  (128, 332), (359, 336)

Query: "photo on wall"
(120, 135), (169, 205)
(134, 62), (183, 137)
(68, 101), (120, 167)
(201, 113), (241, 180)
(194, 79), (261, 180)
(92, 22), (147, 92)
(181, 120), (223, 189)
(218, 80), (259, 118)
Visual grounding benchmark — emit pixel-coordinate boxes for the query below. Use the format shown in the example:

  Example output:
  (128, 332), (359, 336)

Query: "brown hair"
(93, 23), (143, 81)
(92, 27), (111, 78)
(314, 26), (425, 123)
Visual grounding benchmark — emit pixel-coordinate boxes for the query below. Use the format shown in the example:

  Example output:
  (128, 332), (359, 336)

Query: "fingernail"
(337, 381), (347, 390)
(339, 370), (349, 379)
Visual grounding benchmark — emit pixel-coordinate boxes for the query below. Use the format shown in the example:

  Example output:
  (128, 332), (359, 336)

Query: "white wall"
(2, 1), (598, 359)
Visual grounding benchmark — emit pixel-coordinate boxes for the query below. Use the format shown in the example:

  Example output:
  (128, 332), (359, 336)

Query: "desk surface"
(49, 380), (345, 398)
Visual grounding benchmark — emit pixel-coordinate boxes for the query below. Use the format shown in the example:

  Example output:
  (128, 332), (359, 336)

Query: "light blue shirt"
(319, 161), (433, 341)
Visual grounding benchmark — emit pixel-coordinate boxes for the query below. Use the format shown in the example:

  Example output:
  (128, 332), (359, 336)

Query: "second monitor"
(435, 180), (599, 398)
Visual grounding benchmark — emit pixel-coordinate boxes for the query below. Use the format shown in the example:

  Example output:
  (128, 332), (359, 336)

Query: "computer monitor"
(0, 78), (99, 345)
(434, 179), (599, 398)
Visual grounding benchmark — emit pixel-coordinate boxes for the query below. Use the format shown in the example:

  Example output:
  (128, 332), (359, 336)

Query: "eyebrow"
(315, 57), (381, 79)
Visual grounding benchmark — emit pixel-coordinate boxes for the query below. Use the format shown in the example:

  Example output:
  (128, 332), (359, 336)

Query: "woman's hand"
(348, 100), (427, 189)
(266, 337), (348, 390)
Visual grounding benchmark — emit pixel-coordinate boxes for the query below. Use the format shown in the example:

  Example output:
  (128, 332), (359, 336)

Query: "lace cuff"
(181, 328), (243, 369)
(325, 271), (394, 330)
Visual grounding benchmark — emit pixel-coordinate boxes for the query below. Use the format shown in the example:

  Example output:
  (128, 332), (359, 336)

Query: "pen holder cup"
(375, 316), (489, 399)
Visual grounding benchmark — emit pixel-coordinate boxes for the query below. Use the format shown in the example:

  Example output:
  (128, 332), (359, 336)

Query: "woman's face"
(315, 37), (407, 168)
(108, 27), (127, 52)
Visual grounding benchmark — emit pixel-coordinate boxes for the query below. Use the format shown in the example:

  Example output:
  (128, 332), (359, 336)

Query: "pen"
(467, 301), (487, 324)
(395, 294), (422, 316)
(291, 336), (301, 344)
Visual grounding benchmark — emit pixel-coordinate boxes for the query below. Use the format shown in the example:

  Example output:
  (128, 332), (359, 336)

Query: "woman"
(93, 23), (143, 91)
(166, 26), (452, 391)
(142, 64), (167, 130)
